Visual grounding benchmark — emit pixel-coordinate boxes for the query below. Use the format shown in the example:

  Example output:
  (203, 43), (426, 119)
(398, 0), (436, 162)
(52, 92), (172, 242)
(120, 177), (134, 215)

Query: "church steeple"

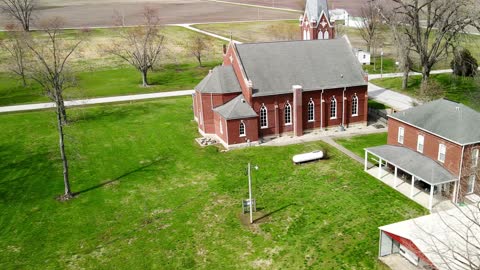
(299, 0), (335, 40)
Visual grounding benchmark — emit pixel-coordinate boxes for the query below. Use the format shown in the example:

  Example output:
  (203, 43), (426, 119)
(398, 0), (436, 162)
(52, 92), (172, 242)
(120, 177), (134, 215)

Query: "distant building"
(193, 37), (369, 148)
(299, 0), (335, 40)
(379, 205), (480, 269)
(329, 8), (349, 23)
(365, 99), (480, 210)
(354, 49), (371, 65)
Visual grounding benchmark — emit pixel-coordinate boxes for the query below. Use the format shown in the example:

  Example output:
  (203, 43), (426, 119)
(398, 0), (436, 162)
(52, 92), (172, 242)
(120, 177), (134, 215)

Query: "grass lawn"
(368, 99), (391, 110)
(0, 61), (220, 106)
(335, 133), (388, 160)
(371, 74), (480, 110)
(0, 98), (425, 269)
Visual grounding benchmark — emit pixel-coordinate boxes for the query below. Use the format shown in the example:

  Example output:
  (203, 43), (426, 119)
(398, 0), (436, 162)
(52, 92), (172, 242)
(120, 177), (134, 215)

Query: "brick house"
(300, 0), (335, 40)
(193, 36), (368, 148)
(365, 99), (480, 210)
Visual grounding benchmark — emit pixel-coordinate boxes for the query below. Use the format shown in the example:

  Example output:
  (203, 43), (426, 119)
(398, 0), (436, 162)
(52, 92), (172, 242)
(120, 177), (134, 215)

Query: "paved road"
(0, 90), (195, 113)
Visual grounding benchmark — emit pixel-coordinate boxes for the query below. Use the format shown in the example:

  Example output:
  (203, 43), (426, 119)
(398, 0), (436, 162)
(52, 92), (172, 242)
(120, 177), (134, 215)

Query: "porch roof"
(365, 145), (457, 185)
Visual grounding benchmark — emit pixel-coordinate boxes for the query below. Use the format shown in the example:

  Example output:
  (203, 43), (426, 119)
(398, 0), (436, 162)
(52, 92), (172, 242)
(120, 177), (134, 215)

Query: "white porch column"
(364, 150), (368, 171)
(378, 158), (383, 179)
(410, 175), (415, 198)
(429, 184), (434, 212)
(394, 167), (398, 189)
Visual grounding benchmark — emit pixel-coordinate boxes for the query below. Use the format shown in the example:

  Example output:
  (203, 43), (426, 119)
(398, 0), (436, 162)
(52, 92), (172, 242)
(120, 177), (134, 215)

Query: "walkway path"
(368, 83), (418, 111)
(0, 90), (195, 113)
(175, 24), (243, 44)
(320, 137), (367, 165)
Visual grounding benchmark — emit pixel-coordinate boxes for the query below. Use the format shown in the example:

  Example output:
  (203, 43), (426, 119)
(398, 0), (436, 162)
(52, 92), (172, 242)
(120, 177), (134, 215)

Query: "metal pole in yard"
(248, 162), (253, 224)
(381, 49), (384, 78)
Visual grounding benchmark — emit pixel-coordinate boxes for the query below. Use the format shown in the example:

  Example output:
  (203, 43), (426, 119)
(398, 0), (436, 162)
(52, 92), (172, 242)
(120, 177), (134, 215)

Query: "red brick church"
(300, 0), (336, 40)
(193, 1), (368, 148)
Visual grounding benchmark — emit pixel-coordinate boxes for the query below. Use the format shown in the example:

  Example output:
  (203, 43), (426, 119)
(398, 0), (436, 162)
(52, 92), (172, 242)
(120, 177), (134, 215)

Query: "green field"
(335, 133), (388, 159)
(0, 62), (219, 106)
(371, 74), (480, 110)
(0, 98), (425, 269)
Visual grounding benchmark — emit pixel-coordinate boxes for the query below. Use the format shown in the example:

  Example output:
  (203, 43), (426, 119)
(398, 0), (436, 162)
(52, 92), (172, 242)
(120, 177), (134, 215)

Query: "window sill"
(260, 126), (268, 129)
(308, 120), (315, 123)
(352, 114), (358, 117)
(330, 117), (337, 120)
(239, 135), (246, 138)
(285, 123), (292, 126)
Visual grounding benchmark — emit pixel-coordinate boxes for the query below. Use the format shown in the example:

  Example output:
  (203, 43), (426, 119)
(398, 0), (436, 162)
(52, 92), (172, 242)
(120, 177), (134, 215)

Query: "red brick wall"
(198, 91), (238, 134)
(301, 13), (335, 40)
(387, 118), (463, 176)
(458, 143), (480, 201)
(250, 86), (367, 138)
(226, 118), (259, 145)
(223, 45), (252, 103)
(213, 113), (228, 144)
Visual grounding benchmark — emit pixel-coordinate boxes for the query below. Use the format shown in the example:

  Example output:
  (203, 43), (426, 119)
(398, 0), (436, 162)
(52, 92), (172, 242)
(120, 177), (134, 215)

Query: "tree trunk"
(21, 73), (27, 88)
(141, 70), (148, 87)
(197, 56), (202, 67)
(402, 71), (409, 90)
(55, 97), (72, 198)
(57, 95), (68, 125)
(422, 65), (431, 83)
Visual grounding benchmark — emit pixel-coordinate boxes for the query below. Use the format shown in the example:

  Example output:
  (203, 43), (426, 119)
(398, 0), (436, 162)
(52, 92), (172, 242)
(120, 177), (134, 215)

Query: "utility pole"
(248, 162), (253, 224)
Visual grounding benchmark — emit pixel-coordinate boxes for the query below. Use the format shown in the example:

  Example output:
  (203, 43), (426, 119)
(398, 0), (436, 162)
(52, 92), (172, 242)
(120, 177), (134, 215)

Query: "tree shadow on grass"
(73, 157), (166, 196)
(253, 203), (295, 223)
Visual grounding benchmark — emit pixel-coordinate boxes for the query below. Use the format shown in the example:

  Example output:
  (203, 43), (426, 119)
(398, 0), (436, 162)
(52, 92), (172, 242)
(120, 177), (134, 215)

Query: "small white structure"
(293, 150), (324, 164)
(354, 49), (371, 65)
(329, 9), (349, 23)
(379, 205), (480, 270)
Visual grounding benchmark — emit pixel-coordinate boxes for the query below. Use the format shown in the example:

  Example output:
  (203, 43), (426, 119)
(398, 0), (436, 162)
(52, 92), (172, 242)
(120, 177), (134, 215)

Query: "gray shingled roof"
(305, 0), (329, 22)
(194, 65), (241, 94)
(235, 37), (366, 97)
(390, 99), (480, 145)
(213, 95), (257, 120)
(366, 145), (457, 185)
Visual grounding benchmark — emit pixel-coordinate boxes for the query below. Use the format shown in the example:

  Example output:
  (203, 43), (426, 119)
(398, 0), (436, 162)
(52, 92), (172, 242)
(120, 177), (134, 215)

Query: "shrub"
(451, 48), (478, 77)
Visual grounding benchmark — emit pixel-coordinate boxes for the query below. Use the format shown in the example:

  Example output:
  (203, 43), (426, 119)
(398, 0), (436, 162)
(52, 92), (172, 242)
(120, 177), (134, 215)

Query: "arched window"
(303, 29), (307, 40)
(330, 96), (337, 119)
(306, 31), (311, 40)
(284, 102), (292, 125)
(260, 104), (268, 128)
(318, 31), (323, 40)
(324, 31), (329, 40)
(239, 121), (246, 137)
(308, 99), (315, 122)
(352, 94), (358, 116)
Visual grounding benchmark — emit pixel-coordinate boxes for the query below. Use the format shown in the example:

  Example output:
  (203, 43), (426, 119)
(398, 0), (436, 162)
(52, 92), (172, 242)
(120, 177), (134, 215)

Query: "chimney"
(293, 85), (303, 137)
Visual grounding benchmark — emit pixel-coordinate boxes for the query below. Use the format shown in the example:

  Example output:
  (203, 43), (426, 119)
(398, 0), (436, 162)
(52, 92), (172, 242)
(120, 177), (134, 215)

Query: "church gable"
(301, 0), (335, 40)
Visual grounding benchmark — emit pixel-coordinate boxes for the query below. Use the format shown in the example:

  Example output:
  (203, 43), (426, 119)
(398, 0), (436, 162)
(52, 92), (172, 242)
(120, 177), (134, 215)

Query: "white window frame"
(330, 96), (337, 119)
(239, 121), (246, 137)
(467, 174), (476, 194)
(398, 127), (404, 144)
(308, 99), (315, 122)
(324, 31), (329, 39)
(351, 94), (358, 116)
(438, 143), (446, 163)
(284, 102), (292, 126)
(417, 135), (424, 153)
(472, 148), (479, 168)
(260, 104), (268, 129)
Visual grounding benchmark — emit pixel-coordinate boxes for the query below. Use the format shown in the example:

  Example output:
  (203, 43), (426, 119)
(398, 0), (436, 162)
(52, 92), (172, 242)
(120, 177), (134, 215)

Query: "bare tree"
(107, 7), (164, 87)
(0, 24), (29, 87)
(378, 0), (476, 84)
(25, 17), (83, 200)
(0, 0), (36, 32)
(185, 35), (212, 67)
(358, 1), (381, 53)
